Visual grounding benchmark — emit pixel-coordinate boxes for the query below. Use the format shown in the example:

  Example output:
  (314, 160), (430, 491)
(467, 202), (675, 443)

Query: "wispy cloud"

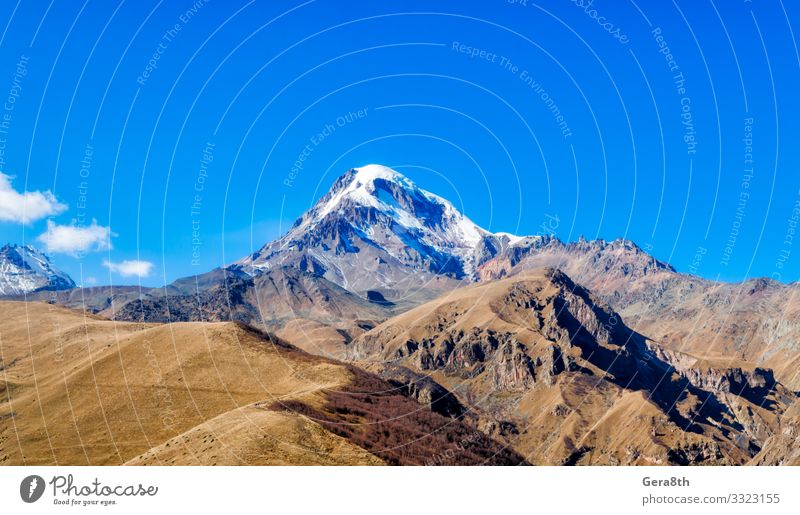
(0, 173), (67, 224)
(37, 219), (112, 256)
(102, 259), (153, 278)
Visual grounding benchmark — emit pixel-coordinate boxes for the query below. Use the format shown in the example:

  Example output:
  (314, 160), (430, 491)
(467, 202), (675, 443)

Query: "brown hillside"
(0, 301), (523, 465)
(350, 269), (795, 465)
(0, 301), (381, 465)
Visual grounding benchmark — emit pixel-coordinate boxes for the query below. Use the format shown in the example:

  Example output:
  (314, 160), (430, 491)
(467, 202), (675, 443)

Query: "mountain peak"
(238, 164), (496, 296)
(0, 243), (75, 295)
(291, 164), (487, 250)
(351, 164), (409, 184)
(312, 164), (421, 221)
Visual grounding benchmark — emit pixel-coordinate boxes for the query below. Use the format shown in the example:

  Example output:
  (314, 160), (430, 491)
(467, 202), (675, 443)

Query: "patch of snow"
(352, 164), (409, 184)
(496, 232), (526, 245)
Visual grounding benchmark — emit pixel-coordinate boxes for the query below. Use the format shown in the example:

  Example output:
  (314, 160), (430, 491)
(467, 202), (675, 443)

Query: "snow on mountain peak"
(298, 164), (487, 248)
(352, 164), (409, 184)
(237, 165), (533, 291)
(0, 243), (76, 295)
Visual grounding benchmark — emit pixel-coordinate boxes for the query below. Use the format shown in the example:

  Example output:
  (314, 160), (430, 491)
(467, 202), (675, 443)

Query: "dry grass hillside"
(0, 301), (523, 465)
(0, 301), (382, 465)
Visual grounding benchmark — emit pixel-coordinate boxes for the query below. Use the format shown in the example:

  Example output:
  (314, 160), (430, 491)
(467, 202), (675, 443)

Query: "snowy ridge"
(0, 244), (76, 295)
(296, 164), (486, 250)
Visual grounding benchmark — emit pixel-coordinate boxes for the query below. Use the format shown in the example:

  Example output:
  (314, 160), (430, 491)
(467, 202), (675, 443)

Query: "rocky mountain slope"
(349, 269), (795, 465)
(111, 268), (394, 347)
(476, 236), (800, 391)
(0, 244), (75, 295)
(476, 235), (680, 308)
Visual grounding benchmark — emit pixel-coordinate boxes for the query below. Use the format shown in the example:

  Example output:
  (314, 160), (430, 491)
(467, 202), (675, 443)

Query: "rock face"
(751, 400), (800, 465)
(351, 269), (645, 391)
(365, 364), (467, 418)
(678, 366), (776, 400)
(349, 268), (796, 465)
(0, 244), (75, 295)
(476, 235), (679, 309)
(474, 234), (800, 394)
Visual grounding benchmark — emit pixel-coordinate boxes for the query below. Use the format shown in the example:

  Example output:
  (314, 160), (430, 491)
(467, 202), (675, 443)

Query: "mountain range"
(3, 164), (800, 465)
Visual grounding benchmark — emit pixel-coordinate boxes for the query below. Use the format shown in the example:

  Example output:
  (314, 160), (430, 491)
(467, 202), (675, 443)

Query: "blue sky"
(0, 0), (798, 286)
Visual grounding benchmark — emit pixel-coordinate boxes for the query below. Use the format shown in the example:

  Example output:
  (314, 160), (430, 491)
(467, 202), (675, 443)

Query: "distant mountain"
(107, 165), (693, 327)
(233, 165), (526, 302)
(478, 235), (675, 292)
(476, 234), (687, 315)
(0, 244), (75, 295)
(230, 166), (680, 307)
(112, 267), (393, 327)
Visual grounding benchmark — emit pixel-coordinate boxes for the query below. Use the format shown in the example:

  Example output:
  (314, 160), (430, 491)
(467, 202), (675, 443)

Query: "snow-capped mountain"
(234, 165), (533, 301)
(0, 244), (76, 295)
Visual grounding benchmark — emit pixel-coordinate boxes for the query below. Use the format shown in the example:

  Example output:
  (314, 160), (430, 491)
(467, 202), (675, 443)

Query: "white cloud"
(102, 259), (153, 278)
(37, 219), (113, 256)
(0, 172), (67, 223)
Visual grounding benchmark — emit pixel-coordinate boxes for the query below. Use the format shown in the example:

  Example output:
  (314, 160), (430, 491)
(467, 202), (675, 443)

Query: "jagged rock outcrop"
(365, 364), (466, 418)
(679, 366), (776, 399)
(349, 268), (796, 465)
(750, 400), (800, 465)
